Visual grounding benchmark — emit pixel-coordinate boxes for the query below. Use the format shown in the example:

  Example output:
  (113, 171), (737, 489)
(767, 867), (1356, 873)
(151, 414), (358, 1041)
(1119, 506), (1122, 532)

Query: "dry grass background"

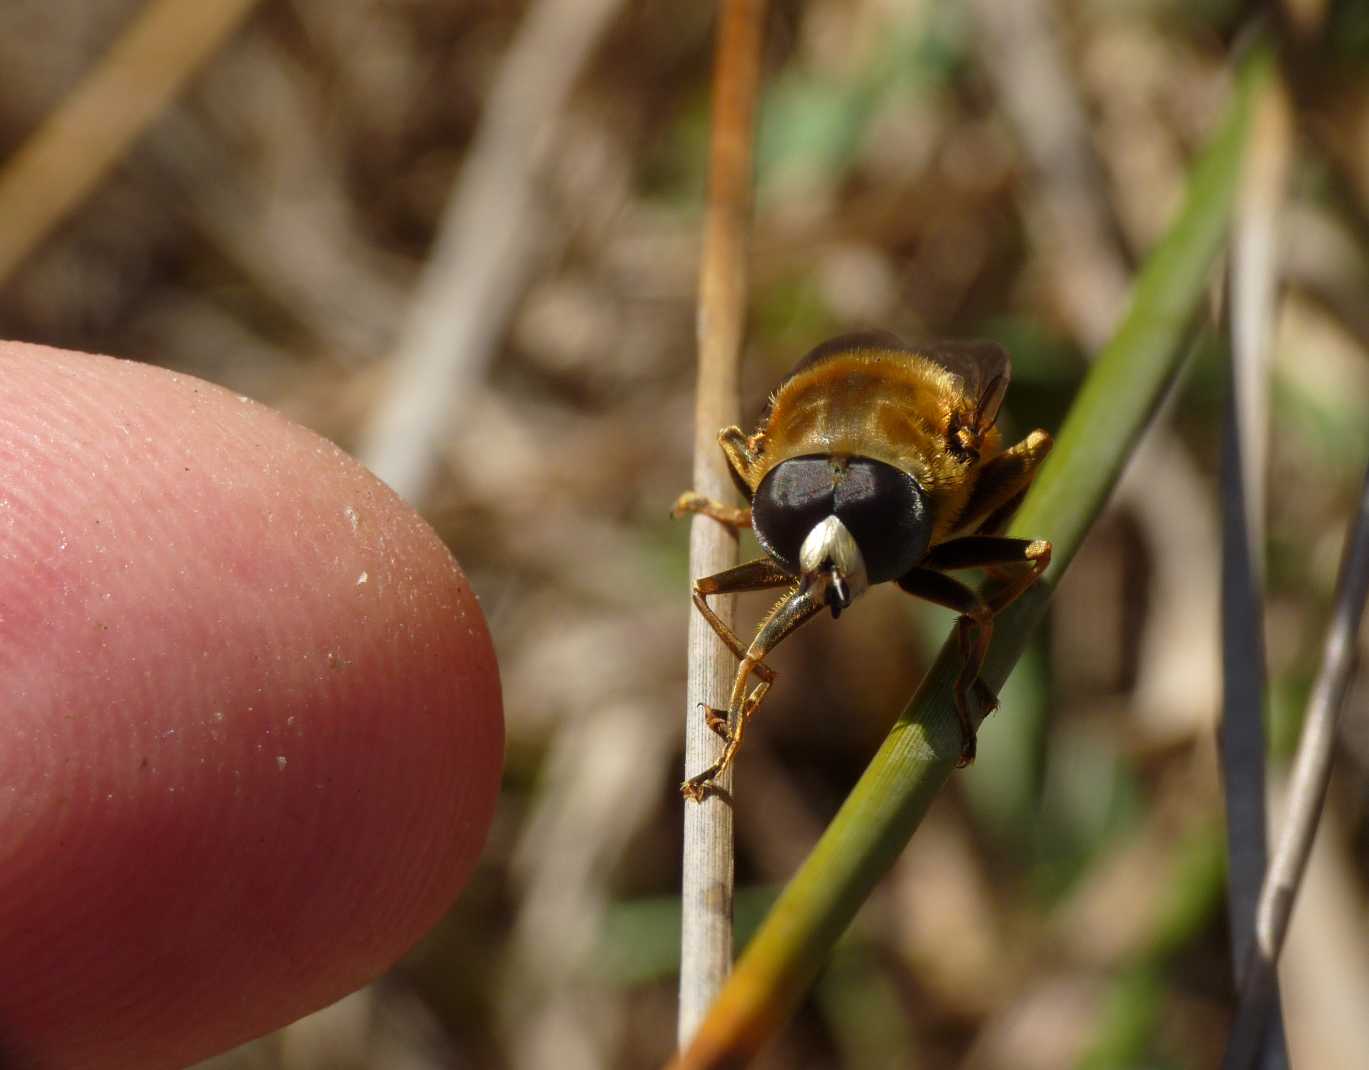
(3, 2), (1369, 1067)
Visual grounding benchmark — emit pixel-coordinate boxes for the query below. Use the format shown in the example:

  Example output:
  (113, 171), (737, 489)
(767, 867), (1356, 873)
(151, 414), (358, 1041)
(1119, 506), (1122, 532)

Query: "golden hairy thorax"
(751, 349), (1003, 543)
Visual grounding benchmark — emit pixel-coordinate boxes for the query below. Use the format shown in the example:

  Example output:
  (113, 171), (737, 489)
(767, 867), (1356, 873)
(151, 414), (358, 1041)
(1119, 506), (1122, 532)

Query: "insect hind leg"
(897, 568), (995, 765)
(898, 537), (1051, 765)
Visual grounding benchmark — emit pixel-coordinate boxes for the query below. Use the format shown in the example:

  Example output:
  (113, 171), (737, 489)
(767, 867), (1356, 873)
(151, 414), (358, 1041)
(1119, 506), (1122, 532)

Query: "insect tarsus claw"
(671, 491), (702, 519)
(972, 679), (999, 717)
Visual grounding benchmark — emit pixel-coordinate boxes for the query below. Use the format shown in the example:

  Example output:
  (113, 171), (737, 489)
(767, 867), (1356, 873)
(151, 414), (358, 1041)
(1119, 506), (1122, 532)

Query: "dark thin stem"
(679, 0), (767, 1049)
(1224, 463), (1369, 1067)
(1218, 67), (1292, 1070)
(1217, 365), (1286, 1068)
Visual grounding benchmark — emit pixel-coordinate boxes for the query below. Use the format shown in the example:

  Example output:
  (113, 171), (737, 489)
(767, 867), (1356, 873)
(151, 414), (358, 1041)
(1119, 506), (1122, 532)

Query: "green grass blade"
(670, 45), (1275, 1070)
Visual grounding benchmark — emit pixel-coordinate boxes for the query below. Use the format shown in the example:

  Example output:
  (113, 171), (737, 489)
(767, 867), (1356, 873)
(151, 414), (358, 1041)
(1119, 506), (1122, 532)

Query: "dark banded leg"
(897, 569), (994, 765)
(922, 535), (1052, 610)
(899, 536), (1051, 764)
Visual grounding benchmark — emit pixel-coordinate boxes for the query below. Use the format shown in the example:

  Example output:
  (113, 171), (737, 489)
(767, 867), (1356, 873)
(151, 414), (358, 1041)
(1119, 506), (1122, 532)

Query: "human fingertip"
(0, 343), (503, 1069)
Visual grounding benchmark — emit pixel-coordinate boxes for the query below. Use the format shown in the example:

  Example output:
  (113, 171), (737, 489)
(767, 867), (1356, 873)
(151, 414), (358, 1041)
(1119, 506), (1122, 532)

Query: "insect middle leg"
(923, 535), (1052, 612)
(899, 536), (1051, 765)
(681, 581), (824, 802)
(950, 429), (1052, 538)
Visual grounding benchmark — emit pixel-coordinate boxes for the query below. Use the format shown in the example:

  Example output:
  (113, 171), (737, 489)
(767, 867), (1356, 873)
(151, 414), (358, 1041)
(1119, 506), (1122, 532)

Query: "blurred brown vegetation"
(4, 1), (1369, 1067)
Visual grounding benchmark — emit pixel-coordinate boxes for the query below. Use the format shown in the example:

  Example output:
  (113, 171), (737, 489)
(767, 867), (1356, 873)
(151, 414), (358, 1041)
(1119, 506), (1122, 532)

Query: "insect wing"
(773, 332), (1012, 433)
(763, 330), (906, 422)
(780, 330), (906, 384)
(917, 340), (1011, 432)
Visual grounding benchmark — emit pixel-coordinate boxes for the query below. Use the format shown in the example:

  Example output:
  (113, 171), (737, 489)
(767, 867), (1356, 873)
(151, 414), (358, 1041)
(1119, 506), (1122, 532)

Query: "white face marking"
(799, 515), (869, 611)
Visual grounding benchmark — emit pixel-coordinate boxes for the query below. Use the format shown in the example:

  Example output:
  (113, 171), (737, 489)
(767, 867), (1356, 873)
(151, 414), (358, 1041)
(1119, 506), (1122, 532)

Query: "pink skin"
(0, 344), (504, 1069)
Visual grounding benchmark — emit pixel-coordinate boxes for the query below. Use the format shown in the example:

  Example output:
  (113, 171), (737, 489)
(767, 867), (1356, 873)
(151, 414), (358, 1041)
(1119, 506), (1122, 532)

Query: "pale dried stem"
(679, 0), (767, 1048)
(504, 701), (676, 1070)
(152, 55), (404, 362)
(356, 0), (625, 504)
(0, 0), (264, 287)
(965, 0), (1129, 351)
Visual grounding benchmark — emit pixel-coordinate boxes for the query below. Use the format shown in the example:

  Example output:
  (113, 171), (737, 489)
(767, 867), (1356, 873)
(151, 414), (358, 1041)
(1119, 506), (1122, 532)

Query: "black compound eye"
(751, 457), (836, 572)
(752, 456), (932, 584)
(832, 458), (930, 583)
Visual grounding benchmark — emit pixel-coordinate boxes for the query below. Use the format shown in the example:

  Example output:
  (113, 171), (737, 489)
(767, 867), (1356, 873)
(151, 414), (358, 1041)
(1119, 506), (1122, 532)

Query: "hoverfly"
(675, 331), (1052, 801)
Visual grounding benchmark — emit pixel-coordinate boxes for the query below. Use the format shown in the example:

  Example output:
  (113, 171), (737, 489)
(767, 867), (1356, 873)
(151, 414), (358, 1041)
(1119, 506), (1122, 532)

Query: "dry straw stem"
(669, 45), (1275, 1070)
(965, 0), (1129, 350)
(357, 0), (625, 504)
(0, 0), (264, 288)
(1223, 467), (1369, 1070)
(1217, 69), (1293, 1070)
(679, 0), (768, 1049)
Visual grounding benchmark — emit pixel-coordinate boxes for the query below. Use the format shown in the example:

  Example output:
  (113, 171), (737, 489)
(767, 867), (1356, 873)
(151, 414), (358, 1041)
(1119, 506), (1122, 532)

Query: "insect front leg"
(689, 557), (795, 667)
(682, 582), (824, 802)
(672, 492), (751, 529)
(682, 558), (794, 777)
